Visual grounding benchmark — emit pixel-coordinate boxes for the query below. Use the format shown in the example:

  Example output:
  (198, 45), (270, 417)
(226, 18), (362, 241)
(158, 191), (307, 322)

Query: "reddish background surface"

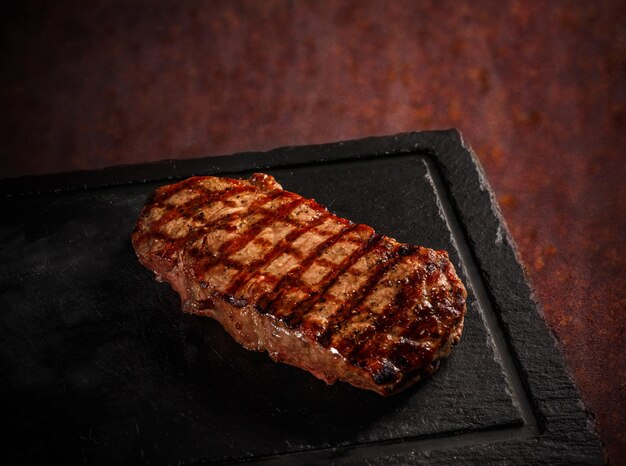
(2, 1), (624, 461)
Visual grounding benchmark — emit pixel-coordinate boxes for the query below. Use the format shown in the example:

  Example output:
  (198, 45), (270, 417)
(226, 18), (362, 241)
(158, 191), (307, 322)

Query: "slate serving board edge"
(0, 130), (604, 464)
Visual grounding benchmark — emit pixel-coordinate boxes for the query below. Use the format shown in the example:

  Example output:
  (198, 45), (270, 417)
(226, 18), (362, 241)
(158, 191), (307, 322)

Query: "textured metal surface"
(1, 2), (624, 460)
(0, 132), (602, 463)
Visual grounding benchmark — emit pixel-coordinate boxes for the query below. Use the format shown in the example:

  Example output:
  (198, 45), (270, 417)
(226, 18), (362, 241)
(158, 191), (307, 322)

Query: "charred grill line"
(143, 183), (252, 250)
(162, 189), (285, 260)
(148, 185), (254, 242)
(399, 286), (456, 341)
(224, 206), (332, 296)
(261, 222), (362, 316)
(148, 176), (205, 205)
(193, 194), (305, 274)
(284, 232), (384, 328)
(315, 243), (409, 348)
(344, 266), (427, 363)
(133, 185), (208, 242)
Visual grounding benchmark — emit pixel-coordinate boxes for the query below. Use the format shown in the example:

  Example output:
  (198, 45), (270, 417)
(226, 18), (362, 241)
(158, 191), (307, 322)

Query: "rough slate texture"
(0, 1), (624, 461)
(0, 132), (603, 464)
(0, 151), (524, 463)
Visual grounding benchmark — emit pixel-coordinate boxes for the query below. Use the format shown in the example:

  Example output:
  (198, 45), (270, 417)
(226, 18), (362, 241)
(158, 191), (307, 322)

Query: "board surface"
(0, 131), (603, 464)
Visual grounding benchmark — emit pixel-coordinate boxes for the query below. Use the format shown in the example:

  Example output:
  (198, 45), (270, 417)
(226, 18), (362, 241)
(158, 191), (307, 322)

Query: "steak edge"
(132, 173), (467, 395)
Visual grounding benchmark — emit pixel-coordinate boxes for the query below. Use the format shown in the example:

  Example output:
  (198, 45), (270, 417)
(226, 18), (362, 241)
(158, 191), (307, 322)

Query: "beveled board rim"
(0, 130), (604, 464)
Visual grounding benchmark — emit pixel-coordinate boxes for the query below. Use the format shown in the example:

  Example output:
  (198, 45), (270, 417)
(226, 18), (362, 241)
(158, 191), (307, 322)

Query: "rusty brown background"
(1, 0), (624, 461)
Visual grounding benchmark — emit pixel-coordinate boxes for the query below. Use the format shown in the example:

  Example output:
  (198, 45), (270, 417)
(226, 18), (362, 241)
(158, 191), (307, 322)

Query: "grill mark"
(135, 187), (205, 241)
(160, 189), (285, 259)
(315, 257), (341, 268)
(342, 266), (427, 362)
(143, 184), (253, 244)
(316, 243), (412, 347)
(342, 238), (371, 245)
(284, 232), (384, 328)
(397, 286), (457, 340)
(150, 177), (210, 205)
(159, 187), (250, 229)
(185, 195), (291, 259)
(286, 248), (304, 260)
(192, 194), (305, 276)
(224, 205), (332, 296)
(259, 222), (361, 316)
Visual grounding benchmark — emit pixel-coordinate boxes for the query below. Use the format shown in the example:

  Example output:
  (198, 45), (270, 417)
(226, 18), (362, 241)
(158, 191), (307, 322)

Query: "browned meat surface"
(131, 173), (467, 395)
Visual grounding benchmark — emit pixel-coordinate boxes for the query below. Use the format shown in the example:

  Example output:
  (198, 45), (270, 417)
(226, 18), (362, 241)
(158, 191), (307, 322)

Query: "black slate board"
(0, 131), (603, 464)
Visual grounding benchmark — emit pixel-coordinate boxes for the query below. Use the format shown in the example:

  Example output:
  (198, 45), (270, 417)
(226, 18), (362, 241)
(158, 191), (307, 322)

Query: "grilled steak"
(132, 173), (467, 395)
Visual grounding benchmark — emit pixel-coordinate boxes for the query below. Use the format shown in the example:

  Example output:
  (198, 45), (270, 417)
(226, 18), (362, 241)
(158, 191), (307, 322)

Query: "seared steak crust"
(132, 173), (467, 395)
